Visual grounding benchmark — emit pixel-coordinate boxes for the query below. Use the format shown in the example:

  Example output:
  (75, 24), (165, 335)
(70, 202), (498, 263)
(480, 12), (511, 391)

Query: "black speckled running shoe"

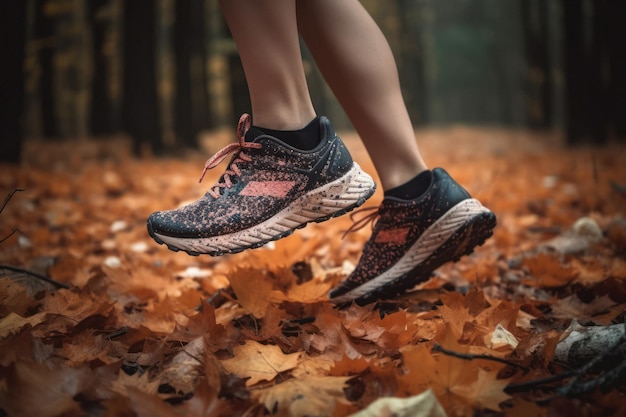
(329, 168), (496, 305)
(147, 114), (376, 256)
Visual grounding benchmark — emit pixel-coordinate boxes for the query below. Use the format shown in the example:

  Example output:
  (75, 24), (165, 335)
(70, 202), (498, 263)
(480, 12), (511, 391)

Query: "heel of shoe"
(292, 162), (376, 221)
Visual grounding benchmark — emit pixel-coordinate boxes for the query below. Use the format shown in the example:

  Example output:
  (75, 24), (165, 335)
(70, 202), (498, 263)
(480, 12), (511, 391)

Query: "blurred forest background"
(1, 0), (626, 164)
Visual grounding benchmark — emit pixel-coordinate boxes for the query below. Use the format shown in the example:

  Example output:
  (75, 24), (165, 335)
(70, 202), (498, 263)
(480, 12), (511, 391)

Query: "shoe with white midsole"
(147, 113), (376, 256)
(329, 167), (496, 305)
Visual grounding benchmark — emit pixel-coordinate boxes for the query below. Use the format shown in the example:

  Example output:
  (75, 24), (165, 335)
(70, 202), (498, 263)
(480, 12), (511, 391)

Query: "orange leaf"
(452, 368), (511, 411)
(227, 267), (275, 318)
(221, 340), (301, 386)
(522, 253), (577, 288)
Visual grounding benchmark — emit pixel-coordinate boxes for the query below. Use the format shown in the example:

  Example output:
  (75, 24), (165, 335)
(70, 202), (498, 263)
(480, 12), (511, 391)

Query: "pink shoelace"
(198, 113), (262, 198)
(341, 206), (381, 239)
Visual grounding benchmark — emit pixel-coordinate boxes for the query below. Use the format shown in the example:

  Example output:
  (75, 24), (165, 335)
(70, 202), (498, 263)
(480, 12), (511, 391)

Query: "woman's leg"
(296, 0), (428, 191)
(218, 0), (315, 130)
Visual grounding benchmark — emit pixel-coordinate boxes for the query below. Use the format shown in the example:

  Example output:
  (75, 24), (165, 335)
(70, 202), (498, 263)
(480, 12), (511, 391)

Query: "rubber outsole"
(147, 163), (376, 256)
(338, 210), (497, 306)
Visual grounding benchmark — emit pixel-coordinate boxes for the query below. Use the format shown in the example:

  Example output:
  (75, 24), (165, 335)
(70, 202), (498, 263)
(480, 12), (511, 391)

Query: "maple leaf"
(221, 340), (301, 386)
(227, 267), (275, 318)
(328, 354), (370, 377)
(255, 376), (351, 417)
(570, 257), (606, 286)
(0, 276), (43, 316)
(303, 304), (363, 360)
(60, 332), (125, 365)
(269, 277), (333, 304)
(550, 294), (621, 324)
(522, 253), (577, 288)
(38, 288), (114, 335)
(451, 368), (511, 411)
(0, 311), (46, 338)
(111, 371), (161, 396)
(399, 343), (438, 395)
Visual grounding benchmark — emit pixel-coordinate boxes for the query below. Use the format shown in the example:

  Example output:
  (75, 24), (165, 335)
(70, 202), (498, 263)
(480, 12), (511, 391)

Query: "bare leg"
(218, 0), (315, 130)
(296, 0), (428, 190)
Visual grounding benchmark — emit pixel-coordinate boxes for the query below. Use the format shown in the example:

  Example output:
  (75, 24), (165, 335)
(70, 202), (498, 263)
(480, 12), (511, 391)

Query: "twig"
(0, 188), (24, 214)
(0, 265), (70, 289)
(0, 228), (19, 244)
(504, 370), (576, 393)
(432, 343), (529, 373)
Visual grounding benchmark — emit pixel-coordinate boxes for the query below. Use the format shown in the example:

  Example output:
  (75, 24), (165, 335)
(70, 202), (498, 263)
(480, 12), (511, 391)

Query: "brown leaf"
(550, 294), (621, 324)
(227, 267), (275, 318)
(522, 253), (577, 288)
(255, 376), (350, 417)
(126, 387), (180, 417)
(0, 311), (46, 338)
(451, 368), (511, 411)
(1, 361), (94, 417)
(221, 340), (301, 386)
(111, 371), (161, 396)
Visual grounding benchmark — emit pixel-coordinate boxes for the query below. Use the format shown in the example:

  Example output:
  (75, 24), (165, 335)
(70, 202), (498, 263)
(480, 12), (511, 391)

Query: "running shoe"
(147, 114), (376, 256)
(329, 168), (496, 305)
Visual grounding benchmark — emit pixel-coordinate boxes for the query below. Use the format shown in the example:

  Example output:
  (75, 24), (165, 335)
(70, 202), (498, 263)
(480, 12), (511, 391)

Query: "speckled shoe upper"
(329, 168), (496, 305)
(147, 114), (376, 256)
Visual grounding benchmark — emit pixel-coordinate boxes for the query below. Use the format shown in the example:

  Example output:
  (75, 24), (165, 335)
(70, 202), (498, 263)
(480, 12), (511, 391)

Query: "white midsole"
(155, 162), (375, 254)
(330, 198), (491, 304)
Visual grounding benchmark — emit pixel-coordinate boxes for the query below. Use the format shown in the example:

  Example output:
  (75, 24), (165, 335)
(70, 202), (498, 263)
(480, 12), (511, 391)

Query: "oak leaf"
(221, 340), (301, 386)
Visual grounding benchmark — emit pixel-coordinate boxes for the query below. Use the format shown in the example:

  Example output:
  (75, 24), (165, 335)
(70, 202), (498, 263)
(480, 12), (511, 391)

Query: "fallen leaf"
(347, 389), (446, 417)
(227, 267), (275, 318)
(221, 340), (301, 386)
(452, 368), (511, 411)
(0, 361), (94, 417)
(522, 253), (577, 287)
(485, 323), (519, 350)
(256, 376), (350, 417)
(111, 371), (161, 396)
(550, 294), (621, 324)
(0, 311), (46, 338)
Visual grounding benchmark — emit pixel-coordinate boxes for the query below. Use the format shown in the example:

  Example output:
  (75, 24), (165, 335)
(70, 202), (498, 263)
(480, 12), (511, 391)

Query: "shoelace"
(341, 206), (381, 239)
(198, 113), (262, 198)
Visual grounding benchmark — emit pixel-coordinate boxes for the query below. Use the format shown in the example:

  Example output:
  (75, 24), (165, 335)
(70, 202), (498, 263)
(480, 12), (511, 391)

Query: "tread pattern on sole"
(352, 210), (496, 306)
(148, 162), (376, 256)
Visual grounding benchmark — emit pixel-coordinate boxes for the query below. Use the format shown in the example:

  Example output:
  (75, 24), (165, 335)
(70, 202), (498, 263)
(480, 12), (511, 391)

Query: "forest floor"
(1, 127), (626, 417)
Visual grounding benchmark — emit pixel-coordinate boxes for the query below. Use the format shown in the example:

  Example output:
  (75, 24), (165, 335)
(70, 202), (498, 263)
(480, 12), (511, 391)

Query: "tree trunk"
(122, 0), (162, 155)
(34, 0), (58, 140)
(0, 1), (27, 163)
(88, 0), (114, 136)
(521, 0), (552, 128)
(173, 0), (208, 148)
(606, 1), (626, 142)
